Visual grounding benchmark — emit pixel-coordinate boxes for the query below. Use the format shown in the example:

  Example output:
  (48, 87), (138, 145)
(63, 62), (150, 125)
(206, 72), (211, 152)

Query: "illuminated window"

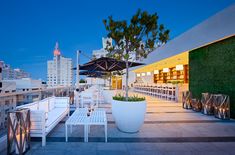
(176, 65), (184, 71)
(163, 68), (169, 73)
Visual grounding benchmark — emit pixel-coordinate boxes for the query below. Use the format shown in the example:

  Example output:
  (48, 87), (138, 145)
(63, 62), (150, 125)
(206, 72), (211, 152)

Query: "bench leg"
(65, 124), (68, 142)
(70, 125), (73, 133)
(105, 124), (107, 143)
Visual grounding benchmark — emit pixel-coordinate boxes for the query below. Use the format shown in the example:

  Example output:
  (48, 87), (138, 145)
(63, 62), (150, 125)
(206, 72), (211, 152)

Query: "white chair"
(80, 90), (99, 108)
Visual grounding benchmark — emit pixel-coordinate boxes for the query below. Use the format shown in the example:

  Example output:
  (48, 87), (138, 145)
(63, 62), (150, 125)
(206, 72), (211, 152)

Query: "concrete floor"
(2, 92), (235, 155)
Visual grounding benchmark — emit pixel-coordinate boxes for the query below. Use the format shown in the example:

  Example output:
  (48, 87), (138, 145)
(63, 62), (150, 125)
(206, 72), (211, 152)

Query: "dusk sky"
(0, 0), (235, 80)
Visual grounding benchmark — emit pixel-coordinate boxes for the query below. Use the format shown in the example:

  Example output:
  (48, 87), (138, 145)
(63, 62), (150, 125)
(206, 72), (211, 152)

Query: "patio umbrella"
(79, 70), (108, 78)
(73, 57), (144, 72)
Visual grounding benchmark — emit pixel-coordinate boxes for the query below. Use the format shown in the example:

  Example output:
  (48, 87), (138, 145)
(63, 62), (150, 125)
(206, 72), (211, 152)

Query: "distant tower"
(53, 42), (61, 56)
(47, 42), (73, 87)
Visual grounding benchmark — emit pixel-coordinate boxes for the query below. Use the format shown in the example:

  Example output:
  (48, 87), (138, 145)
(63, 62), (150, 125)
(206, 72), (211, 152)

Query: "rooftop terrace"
(2, 91), (235, 155)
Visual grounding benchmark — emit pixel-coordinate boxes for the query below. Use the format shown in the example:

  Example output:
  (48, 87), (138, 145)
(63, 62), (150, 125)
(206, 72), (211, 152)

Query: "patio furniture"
(65, 108), (107, 142)
(191, 98), (202, 112)
(16, 97), (69, 146)
(80, 91), (98, 108)
(167, 85), (176, 101)
(213, 94), (230, 120)
(182, 91), (192, 109)
(201, 93), (214, 115)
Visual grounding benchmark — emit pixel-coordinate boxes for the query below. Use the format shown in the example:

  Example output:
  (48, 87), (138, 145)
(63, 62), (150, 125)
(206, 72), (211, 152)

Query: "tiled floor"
(2, 91), (235, 155)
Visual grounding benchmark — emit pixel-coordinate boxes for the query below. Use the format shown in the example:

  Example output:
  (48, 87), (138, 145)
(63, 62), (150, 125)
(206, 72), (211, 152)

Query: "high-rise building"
(92, 37), (112, 59)
(47, 42), (73, 87)
(0, 61), (30, 80)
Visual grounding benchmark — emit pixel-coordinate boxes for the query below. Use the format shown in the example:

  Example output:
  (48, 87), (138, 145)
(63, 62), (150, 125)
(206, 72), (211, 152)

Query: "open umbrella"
(74, 57), (144, 72)
(79, 70), (108, 78)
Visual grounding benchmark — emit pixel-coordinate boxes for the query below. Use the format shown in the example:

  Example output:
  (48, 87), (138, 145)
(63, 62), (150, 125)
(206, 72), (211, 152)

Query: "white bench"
(17, 96), (69, 146)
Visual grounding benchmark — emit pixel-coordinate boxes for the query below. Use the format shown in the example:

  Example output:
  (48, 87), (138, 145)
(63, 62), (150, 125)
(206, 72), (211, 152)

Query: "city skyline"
(0, 0), (235, 80)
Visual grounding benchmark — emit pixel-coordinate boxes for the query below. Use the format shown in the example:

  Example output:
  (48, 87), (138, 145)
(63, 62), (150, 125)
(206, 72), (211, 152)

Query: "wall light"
(136, 73), (140, 77)
(176, 64), (184, 71)
(154, 70), (159, 74)
(163, 68), (169, 73)
(147, 72), (151, 76)
(141, 73), (146, 76)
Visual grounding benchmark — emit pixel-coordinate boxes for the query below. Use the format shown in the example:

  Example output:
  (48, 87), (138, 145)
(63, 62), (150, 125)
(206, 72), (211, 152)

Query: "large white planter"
(111, 99), (146, 133)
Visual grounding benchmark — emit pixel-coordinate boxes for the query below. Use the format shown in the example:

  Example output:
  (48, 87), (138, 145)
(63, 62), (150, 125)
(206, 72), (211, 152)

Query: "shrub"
(113, 94), (145, 102)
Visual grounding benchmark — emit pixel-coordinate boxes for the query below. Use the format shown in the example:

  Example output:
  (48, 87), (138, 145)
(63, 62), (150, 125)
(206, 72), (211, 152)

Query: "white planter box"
(111, 99), (146, 133)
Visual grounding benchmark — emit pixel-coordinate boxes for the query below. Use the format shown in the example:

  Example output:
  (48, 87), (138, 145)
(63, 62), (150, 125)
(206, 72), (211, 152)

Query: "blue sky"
(0, 0), (235, 80)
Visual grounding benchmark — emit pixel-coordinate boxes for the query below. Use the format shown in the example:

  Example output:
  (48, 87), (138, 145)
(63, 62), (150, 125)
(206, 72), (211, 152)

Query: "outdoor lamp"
(154, 70), (159, 74)
(136, 73), (140, 77)
(147, 72), (151, 76)
(7, 108), (30, 155)
(176, 65), (184, 71)
(141, 73), (146, 76)
(163, 68), (169, 73)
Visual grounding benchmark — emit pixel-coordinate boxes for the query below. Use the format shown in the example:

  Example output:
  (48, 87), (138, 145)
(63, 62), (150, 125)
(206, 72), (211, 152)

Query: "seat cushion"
(49, 98), (55, 111)
(27, 103), (38, 111)
(46, 108), (67, 132)
(38, 100), (49, 113)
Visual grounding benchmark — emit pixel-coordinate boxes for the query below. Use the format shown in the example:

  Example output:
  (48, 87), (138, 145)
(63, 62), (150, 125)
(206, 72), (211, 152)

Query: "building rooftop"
(133, 4), (235, 71)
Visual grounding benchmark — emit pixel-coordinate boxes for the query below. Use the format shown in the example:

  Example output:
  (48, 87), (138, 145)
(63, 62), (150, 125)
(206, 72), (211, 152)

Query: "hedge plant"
(189, 36), (235, 117)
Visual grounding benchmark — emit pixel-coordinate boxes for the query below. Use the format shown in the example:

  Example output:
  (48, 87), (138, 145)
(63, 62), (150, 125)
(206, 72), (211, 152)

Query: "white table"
(65, 108), (107, 142)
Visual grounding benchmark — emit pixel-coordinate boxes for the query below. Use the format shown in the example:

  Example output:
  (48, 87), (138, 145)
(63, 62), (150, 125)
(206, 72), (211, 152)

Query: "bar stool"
(161, 85), (167, 99)
(167, 85), (176, 101)
(157, 85), (162, 98)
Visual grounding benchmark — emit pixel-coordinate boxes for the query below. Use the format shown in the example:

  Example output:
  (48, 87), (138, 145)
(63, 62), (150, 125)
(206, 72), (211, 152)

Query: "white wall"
(1, 81), (16, 93)
(4, 78), (42, 90)
(86, 77), (108, 86)
(122, 70), (136, 87)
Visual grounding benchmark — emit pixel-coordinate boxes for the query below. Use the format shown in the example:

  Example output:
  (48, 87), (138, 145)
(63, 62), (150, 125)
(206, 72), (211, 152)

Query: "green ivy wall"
(189, 36), (235, 117)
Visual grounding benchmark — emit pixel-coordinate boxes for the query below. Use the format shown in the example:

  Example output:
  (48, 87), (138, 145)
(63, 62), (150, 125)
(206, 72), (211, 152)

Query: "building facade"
(92, 37), (112, 59)
(47, 42), (73, 87)
(130, 4), (235, 114)
(0, 61), (30, 80)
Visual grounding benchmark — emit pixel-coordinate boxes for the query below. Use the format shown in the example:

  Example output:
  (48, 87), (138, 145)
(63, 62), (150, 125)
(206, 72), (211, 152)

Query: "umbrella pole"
(76, 50), (80, 88)
(109, 74), (112, 90)
(75, 50), (80, 108)
(116, 75), (118, 90)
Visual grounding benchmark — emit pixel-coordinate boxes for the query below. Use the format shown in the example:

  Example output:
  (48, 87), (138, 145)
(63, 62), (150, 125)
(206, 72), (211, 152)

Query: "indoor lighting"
(176, 64), (184, 71)
(163, 68), (169, 73)
(147, 72), (151, 76)
(137, 73), (140, 77)
(141, 73), (146, 76)
(154, 70), (159, 74)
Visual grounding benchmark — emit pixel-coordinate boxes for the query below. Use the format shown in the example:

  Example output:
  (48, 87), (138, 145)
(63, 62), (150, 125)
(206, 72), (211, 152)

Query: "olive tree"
(103, 9), (170, 100)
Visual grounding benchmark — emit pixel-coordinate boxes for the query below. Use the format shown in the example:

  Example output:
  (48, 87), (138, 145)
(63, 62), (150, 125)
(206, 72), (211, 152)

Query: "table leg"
(65, 124), (68, 142)
(84, 125), (87, 142)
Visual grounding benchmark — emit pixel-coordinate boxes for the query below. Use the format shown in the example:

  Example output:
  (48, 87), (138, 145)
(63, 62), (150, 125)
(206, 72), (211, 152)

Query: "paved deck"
(2, 92), (235, 155)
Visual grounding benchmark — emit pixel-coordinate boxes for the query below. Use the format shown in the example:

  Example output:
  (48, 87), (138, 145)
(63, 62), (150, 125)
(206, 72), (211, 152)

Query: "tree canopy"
(103, 9), (170, 61)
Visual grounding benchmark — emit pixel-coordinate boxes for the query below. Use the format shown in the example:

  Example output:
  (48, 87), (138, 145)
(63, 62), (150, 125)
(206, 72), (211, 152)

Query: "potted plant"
(103, 9), (170, 132)
(112, 94), (146, 132)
